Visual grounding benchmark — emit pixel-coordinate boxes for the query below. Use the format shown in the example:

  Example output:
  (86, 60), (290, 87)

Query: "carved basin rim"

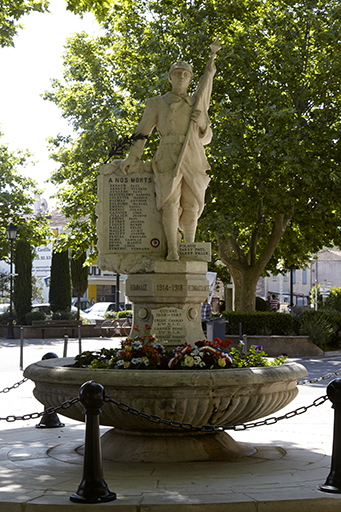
(24, 357), (308, 388)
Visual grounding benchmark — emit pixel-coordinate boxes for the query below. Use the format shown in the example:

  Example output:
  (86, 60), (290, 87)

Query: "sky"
(0, 0), (100, 209)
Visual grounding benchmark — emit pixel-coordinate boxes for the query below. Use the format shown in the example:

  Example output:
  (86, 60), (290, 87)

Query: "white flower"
(184, 355), (195, 367)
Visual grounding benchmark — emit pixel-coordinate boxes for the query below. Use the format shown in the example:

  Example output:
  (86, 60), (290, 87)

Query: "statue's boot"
(180, 209), (198, 243)
(162, 209), (180, 261)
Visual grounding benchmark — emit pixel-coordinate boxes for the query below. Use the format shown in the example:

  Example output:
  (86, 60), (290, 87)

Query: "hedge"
(222, 311), (299, 336)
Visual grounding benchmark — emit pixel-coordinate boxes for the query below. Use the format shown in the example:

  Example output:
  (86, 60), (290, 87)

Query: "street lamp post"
(6, 223), (18, 339)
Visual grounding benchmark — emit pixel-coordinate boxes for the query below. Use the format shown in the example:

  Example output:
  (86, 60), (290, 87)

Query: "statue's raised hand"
(121, 155), (140, 174)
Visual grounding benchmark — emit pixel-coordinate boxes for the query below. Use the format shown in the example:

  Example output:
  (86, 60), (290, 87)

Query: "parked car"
(82, 302), (117, 322)
(31, 303), (79, 315)
(71, 297), (91, 311)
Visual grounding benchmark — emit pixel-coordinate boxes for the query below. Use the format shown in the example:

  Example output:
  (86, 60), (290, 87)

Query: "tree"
(0, 0), (48, 48)
(49, 249), (71, 312)
(0, 0), (115, 48)
(0, 271), (10, 302)
(71, 250), (88, 319)
(0, 133), (51, 260)
(44, 0), (341, 310)
(13, 239), (32, 324)
(32, 275), (45, 303)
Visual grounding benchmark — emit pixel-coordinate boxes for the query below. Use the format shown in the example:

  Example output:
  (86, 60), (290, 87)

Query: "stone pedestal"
(126, 261), (209, 348)
(96, 161), (212, 348)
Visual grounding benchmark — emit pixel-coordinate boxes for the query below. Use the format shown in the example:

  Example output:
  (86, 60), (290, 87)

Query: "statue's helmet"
(168, 61), (193, 81)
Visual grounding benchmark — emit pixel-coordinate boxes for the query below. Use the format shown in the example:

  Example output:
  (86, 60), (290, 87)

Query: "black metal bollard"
(319, 378), (341, 493)
(70, 381), (117, 503)
(36, 353), (65, 429)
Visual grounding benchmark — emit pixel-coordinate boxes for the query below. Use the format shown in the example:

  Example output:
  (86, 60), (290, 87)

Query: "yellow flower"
(123, 361), (131, 368)
(141, 356), (148, 363)
(218, 358), (226, 368)
(184, 355), (194, 367)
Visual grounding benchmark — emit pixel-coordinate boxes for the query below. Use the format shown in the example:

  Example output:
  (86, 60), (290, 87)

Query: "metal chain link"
(104, 393), (329, 432)
(0, 396), (79, 423)
(297, 368), (341, 385)
(0, 377), (28, 394)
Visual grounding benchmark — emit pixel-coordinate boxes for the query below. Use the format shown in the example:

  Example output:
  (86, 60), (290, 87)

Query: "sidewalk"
(1, 337), (341, 510)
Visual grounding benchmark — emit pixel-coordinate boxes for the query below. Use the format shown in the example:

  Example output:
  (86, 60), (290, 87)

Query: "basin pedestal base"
(99, 428), (256, 462)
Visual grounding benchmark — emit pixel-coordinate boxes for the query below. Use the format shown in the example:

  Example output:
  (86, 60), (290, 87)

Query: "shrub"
(25, 311), (46, 325)
(0, 311), (9, 325)
(222, 311), (298, 336)
(104, 311), (117, 319)
(52, 310), (77, 321)
(13, 239), (32, 325)
(298, 310), (336, 349)
(323, 287), (341, 312)
(256, 297), (269, 312)
(49, 250), (71, 313)
(117, 310), (132, 318)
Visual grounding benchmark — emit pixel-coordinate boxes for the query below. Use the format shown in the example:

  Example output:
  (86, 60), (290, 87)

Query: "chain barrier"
(104, 393), (329, 432)
(0, 396), (79, 423)
(297, 368), (341, 386)
(0, 377), (28, 394)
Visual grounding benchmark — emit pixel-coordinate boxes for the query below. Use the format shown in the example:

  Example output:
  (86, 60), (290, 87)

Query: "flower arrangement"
(74, 325), (287, 370)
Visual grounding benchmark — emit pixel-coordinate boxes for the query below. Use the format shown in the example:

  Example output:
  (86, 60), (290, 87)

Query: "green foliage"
(49, 249), (71, 312)
(103, 309), (131, 319)
(310, 285), (323, 309)
(229, 345), (288, 368)
(116, 310), (132, 318)
(25, 310), (46, 325)
(0, 134), (51, 260)
(256, 297), (269, 312)
(51, 310), (77, 320)
(0, 0), (48, 48)
(0, 271), (9, 301)
(43, 0), (341, 309)
(323, 287), (341, 312)
(0, 311), (9, 325)
(65, 0), (116, 21)
(299, 310), (339, 349)
(0, 0), (115, 48)
(103, 310), (117, 319)
(71, 250), (88, 319)
(223, 311), (298, 336)
(31, 275), (45, 303)
(13, 239), (32, 325)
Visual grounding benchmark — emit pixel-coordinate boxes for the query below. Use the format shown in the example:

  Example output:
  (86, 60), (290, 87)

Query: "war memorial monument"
(24, 40), (307, 466)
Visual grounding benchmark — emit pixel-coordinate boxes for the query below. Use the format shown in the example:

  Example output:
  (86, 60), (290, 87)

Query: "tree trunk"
(216, 211), (294, 311)
(229, 267), (260, 311)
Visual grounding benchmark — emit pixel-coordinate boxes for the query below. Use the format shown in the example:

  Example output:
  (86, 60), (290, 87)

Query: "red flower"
(195, 340), (206, 347)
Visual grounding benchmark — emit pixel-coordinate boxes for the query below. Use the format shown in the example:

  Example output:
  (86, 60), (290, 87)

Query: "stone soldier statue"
(122, 39), (221, 261)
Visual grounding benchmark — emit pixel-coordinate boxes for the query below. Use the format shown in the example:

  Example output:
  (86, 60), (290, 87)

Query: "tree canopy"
(44, 0), (341, 309)
(0, 133), (51, 260)
(0, 0), (115, 47)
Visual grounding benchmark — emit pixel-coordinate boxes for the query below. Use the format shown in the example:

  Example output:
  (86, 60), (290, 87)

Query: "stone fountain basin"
(24, 357), (307, 431)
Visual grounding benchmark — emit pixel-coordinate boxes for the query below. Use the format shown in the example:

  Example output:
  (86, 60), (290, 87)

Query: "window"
(292, 269), (296, 284)
(272, 274), (277, 281)
(302, 268), (307, 285)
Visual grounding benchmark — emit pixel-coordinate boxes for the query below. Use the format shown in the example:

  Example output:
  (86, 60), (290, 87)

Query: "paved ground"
(1, 336), (341, 510)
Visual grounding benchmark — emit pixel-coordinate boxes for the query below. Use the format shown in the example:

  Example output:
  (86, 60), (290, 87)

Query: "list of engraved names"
(107, 175), (158, 252)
